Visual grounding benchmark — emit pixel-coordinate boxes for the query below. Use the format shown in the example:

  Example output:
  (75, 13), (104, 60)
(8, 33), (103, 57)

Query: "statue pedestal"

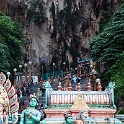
(44, 108), (116, 118)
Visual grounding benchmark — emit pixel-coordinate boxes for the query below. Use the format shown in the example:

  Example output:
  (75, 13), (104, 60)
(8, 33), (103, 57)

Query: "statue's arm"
(20, 110), (25, 124)
(49, 83), (51, 88)
(30, 111), (41, 122)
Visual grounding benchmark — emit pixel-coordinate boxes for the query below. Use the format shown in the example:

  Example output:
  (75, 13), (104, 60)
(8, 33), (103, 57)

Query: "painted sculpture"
(76, 109), (96, 124)
(20, 95), (41, 124)
(0, 72), (19, 124)
(63, 113), (73, 124)
(76, 109), (121, 124)
(108, 82), (116, 109)
(0, 84), (9, 124)
(43, 81), (51, 89)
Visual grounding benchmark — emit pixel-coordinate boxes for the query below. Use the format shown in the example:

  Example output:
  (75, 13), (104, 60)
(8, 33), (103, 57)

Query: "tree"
(0, 11), (25, 75)
(89, 4), (124, 106)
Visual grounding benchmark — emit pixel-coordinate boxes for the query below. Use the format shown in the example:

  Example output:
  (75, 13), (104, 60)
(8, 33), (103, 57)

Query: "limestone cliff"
(0, 0), (122, 74)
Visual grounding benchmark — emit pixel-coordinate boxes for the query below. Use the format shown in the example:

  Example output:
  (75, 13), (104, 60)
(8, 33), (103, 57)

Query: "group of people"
(18, 72), (86, 124)
(17, 73), (83, 102)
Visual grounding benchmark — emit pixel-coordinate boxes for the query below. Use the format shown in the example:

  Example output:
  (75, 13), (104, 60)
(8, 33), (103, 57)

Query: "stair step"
(19, 78), (87, 104)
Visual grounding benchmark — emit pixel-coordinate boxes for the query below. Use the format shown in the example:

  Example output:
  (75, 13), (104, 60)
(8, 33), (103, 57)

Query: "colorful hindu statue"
(63, 113), (73, 124)
(20, 95), (41, 124)
(76, 109), (96, 124)
(0, 84), (10, 124)
(0, 72), (22, 123)
(43, 81), (51, 89)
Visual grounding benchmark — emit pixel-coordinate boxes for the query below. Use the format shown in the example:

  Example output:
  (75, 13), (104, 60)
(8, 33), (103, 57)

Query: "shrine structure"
(41, 79), (121, 124)
(0, 72), (121, 124)
(0, 72), (19, 124)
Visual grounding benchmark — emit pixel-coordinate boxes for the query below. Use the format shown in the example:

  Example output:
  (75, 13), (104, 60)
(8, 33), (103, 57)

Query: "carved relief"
(71, 94), (89, 109)
(0, 72), (19, 124)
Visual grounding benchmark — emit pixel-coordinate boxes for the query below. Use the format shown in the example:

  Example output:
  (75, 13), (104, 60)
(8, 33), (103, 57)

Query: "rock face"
(0, 0), (122, 74)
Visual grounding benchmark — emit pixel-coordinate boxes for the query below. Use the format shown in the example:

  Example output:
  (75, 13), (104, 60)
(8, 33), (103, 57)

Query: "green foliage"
(117, 110), (124, 114)
(109, 52), (124, 106)
(99, 1), (114, 32)
(27, 0), (46, 25)
(0, 43), (10, 72)
(0, 11), (25, 75)
(58, 7), (77, 33)
(89, 4), (124, 107)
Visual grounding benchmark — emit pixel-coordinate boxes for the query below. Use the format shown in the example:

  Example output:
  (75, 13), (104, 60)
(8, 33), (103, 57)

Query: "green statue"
(64, 113), (73, 124)
(20, 95), (41, 124)
(108, 82), (116, 109)
(43, 81), (51, 89)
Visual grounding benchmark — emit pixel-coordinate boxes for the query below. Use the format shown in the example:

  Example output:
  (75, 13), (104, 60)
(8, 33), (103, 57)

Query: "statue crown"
(30, 94), (38, 102)
(63, 112), (72, 119)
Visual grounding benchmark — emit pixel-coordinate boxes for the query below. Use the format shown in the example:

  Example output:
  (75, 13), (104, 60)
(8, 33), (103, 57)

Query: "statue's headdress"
(30, 94), (38, 102)
(63, 112), (73, 119)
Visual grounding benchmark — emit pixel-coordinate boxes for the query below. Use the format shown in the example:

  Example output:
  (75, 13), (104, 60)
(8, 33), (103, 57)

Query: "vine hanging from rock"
(26, 0), (46, 25)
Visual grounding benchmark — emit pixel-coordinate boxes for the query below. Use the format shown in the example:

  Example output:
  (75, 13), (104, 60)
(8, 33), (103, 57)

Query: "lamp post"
(19, 64), (22, 73)
(13, 68), (17, 76)
(90, 60), (93, 70)
(18, 64), (22, 84)
(13, 68), (17, 86)
(28, 61), (32, 65)
(90, 61), (97, 91)
(28, 61), (33, 84)
(75, 68), (77, 74)
(28, 61), (32, 73)
(24, 63), (27, 74)
(42, 66), (43, 78)
(63, 62), (66, 72)
(24, 63), (28, 85)
(7, 72), (10, 79)
(79, 64), (82, 75)
(53, 63), (55, 77)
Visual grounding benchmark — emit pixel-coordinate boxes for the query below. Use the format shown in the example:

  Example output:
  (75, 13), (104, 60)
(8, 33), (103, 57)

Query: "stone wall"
(0, 0), (122, 74)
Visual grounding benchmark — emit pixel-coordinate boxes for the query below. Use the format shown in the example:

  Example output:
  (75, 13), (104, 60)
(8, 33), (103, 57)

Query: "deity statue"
(63, 113), (73, 124)
(76, 109), (121, 124)
(0, 72), (19, 124)
(0, 84), (9, 124)
(43, 81), (51, 89)
(20, 95), (41, 124)
(108, 82), (116, 109)
(76, 109), (96, 124)
(0, 103), (8, 124)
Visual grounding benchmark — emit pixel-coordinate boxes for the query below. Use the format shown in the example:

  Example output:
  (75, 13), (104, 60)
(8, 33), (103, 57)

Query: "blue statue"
(108, 82), (116, 109)
(63, 113), (73, 124)
(20, 95), (41, 124)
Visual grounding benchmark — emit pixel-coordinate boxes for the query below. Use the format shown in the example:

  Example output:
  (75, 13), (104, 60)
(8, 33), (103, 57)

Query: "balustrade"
(48, 91), (111, 108)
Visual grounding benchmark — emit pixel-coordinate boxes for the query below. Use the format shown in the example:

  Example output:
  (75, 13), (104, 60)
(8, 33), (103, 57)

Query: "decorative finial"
(30, 94), (38, 101)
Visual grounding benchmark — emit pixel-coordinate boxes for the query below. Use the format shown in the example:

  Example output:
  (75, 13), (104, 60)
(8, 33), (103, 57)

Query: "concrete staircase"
(50, 78), (87, 91)
(20, 84), (46, 106)
(20, 78), (87, 107)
